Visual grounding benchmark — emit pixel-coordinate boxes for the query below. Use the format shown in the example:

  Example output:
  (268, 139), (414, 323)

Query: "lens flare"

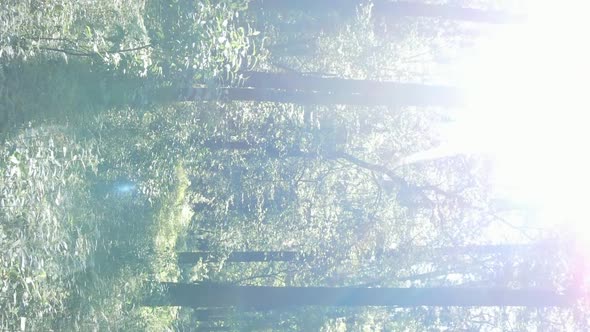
(440, 1), (590, 241)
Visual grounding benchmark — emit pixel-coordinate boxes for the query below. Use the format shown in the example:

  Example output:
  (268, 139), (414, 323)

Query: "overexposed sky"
(404, 0), (590, 242)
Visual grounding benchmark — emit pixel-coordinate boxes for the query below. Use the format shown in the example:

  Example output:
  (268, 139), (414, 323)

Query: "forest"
(1, 0), (589, 331)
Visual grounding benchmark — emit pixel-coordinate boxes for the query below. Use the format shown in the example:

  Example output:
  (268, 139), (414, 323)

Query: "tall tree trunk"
(151, 73), (460, 107)
(251, 0), (525, 23)
(238, 71), (461, 106)
(195, 326), (231, 332)
(249, 0), (358, 12)
(240, 71), (448, 94)
(175, 85), (459, 107)
(178, 251), (302, 264)
(373, 2), (526, 24)
(148, 283), (572, 308)
(177, 244), (535, 264)
(192, 308), (234, 322)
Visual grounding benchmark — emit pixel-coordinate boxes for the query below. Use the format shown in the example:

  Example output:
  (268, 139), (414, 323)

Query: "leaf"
(85, 25), (93, 38)
(9, 166), (20, 178)
(9, 155), (19, 164)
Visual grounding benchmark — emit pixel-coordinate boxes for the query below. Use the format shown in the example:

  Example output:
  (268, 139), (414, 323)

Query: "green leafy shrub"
(0, 125), (99, 331)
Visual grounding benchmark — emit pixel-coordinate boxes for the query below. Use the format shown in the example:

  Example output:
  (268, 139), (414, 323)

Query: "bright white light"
(444, 1), (590, 240)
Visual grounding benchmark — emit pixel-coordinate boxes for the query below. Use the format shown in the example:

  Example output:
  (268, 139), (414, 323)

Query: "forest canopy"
(1, 0), (589, 331)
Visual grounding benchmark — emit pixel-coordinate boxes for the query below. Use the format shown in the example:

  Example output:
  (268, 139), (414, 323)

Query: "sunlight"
(446, 1), (590, 240)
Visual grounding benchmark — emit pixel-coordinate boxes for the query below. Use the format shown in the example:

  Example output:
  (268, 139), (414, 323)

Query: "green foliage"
(0, 125), (99, 331)
(1, 0), (264, 81)
(0, 0), (151, 74)
(0, 114), (196, 330)
(0, 58), (145, 133)
(1, 0), (584, 331)
(145, 0), (265, 84)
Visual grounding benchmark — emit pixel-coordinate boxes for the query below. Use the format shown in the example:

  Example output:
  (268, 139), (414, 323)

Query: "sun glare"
(446, 1), (590, 240)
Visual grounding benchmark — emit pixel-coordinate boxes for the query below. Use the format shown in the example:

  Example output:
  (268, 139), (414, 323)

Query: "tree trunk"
(240, 71), (448, 94)
(249, 0), (358, 12)
(238, 71), (461, 106)
(192, 308), (234, 321)
(176, 85), (460, 107)
(148, 283), (572, 308)
(177, 244), (535, 264)
(178, 251), (302, 264)
(251, 0), (525, 23)
(195, 326), (231, 332)
(151, 73), (461, 107)
(373, 2), (526, 24)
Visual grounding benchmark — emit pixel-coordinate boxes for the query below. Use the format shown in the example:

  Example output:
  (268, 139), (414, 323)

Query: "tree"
(238, 71), (458, 96)
(177, 244), (536, 264)
(153, 78), (461, 107)
(250, 0), (358, 12)
(149, 283), (572, 308)
(178, 251), (301, 264)
(373, 2), (526, 24)
(251, 0), (525, 24)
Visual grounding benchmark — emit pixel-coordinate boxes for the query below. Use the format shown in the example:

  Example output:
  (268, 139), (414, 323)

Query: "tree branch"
(39, 43), (152, 57)
(331, 151), (401, 183)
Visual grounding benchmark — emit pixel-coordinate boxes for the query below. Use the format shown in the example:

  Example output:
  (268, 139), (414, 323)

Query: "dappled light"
(1, 0), (588, 330)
